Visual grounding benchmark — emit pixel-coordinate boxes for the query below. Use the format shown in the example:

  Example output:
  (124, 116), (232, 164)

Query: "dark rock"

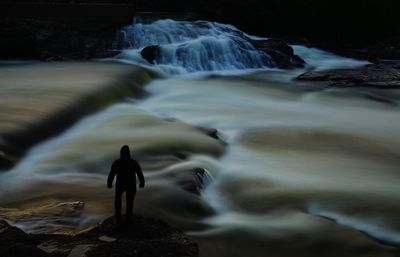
(195, 126), (220, 140)
(177, 168), (212, 195)
(0, 220), (51, 257)
(0, 215), (198, 257)
(297, 61), (400, 89)
(91, 215), (174, 239)
(78, 215), (199, 257)
(250, 38), (305, 69)
(141, 45), (161, 64)
(0, 154), (14, 171)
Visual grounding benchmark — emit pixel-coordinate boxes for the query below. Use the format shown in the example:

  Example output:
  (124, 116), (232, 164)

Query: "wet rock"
(297, 61), (400, 88)
(195, 126), (220, 140)
(250, 38), (306, 69)
(177, 168), (212, 195)
(0, 215), (198, 257)
(141, 45), (161, 64)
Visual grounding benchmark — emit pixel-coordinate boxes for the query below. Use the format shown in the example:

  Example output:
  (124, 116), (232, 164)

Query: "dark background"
(0, 0), (399, 59)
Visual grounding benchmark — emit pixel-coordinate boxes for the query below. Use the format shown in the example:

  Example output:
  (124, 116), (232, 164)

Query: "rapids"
(1, 19), (399, 257)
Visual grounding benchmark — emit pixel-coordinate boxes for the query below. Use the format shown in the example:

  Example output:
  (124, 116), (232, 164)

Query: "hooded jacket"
(107, 145), (145, 190)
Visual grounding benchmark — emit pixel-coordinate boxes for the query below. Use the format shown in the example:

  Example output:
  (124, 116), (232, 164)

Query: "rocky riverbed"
(0, 214), (198, 257)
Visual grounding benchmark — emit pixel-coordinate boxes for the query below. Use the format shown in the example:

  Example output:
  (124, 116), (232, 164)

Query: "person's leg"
(114, 188), (123, 218)
(126, 189), (136, 217)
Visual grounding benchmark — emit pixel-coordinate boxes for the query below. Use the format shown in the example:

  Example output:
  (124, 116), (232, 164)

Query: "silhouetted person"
(107, 145), (145, 222)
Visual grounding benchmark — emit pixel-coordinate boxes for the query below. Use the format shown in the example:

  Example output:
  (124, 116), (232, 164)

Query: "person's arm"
(135, 161), (145, 188)
(107, 162), (117, 189)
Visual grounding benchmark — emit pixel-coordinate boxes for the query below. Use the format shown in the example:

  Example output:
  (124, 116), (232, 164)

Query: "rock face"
(297, 60), (400, 88)
(0, 216), (198, 257)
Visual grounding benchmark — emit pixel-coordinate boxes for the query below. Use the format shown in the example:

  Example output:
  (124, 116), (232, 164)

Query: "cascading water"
(116, 19), (274, 74)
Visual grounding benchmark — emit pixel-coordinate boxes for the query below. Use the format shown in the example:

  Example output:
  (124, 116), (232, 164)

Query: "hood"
(120, 145), (131, 159)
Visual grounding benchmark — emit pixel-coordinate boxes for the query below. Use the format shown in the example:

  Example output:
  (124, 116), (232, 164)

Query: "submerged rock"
(297, 60), (400, 88)
(0, 215), (198, 257)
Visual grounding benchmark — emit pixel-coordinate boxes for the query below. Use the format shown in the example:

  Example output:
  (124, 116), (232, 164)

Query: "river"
(1, 19), (400, 257)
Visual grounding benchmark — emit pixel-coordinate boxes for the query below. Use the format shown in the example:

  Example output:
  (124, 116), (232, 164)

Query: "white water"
(1, 19), (398, 257)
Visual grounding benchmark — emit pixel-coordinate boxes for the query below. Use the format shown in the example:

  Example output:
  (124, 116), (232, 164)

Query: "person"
(107, 145), (145, 222)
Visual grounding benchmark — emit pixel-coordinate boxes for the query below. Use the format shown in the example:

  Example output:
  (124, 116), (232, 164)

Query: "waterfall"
(116, 19), (274, 74)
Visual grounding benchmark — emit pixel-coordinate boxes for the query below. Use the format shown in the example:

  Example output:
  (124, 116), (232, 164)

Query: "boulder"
(250, 38), (305, 69)
(141, 45), (161, 64)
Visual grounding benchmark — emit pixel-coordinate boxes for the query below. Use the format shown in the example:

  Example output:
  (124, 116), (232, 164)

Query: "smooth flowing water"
(1, 19), (399, 257)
